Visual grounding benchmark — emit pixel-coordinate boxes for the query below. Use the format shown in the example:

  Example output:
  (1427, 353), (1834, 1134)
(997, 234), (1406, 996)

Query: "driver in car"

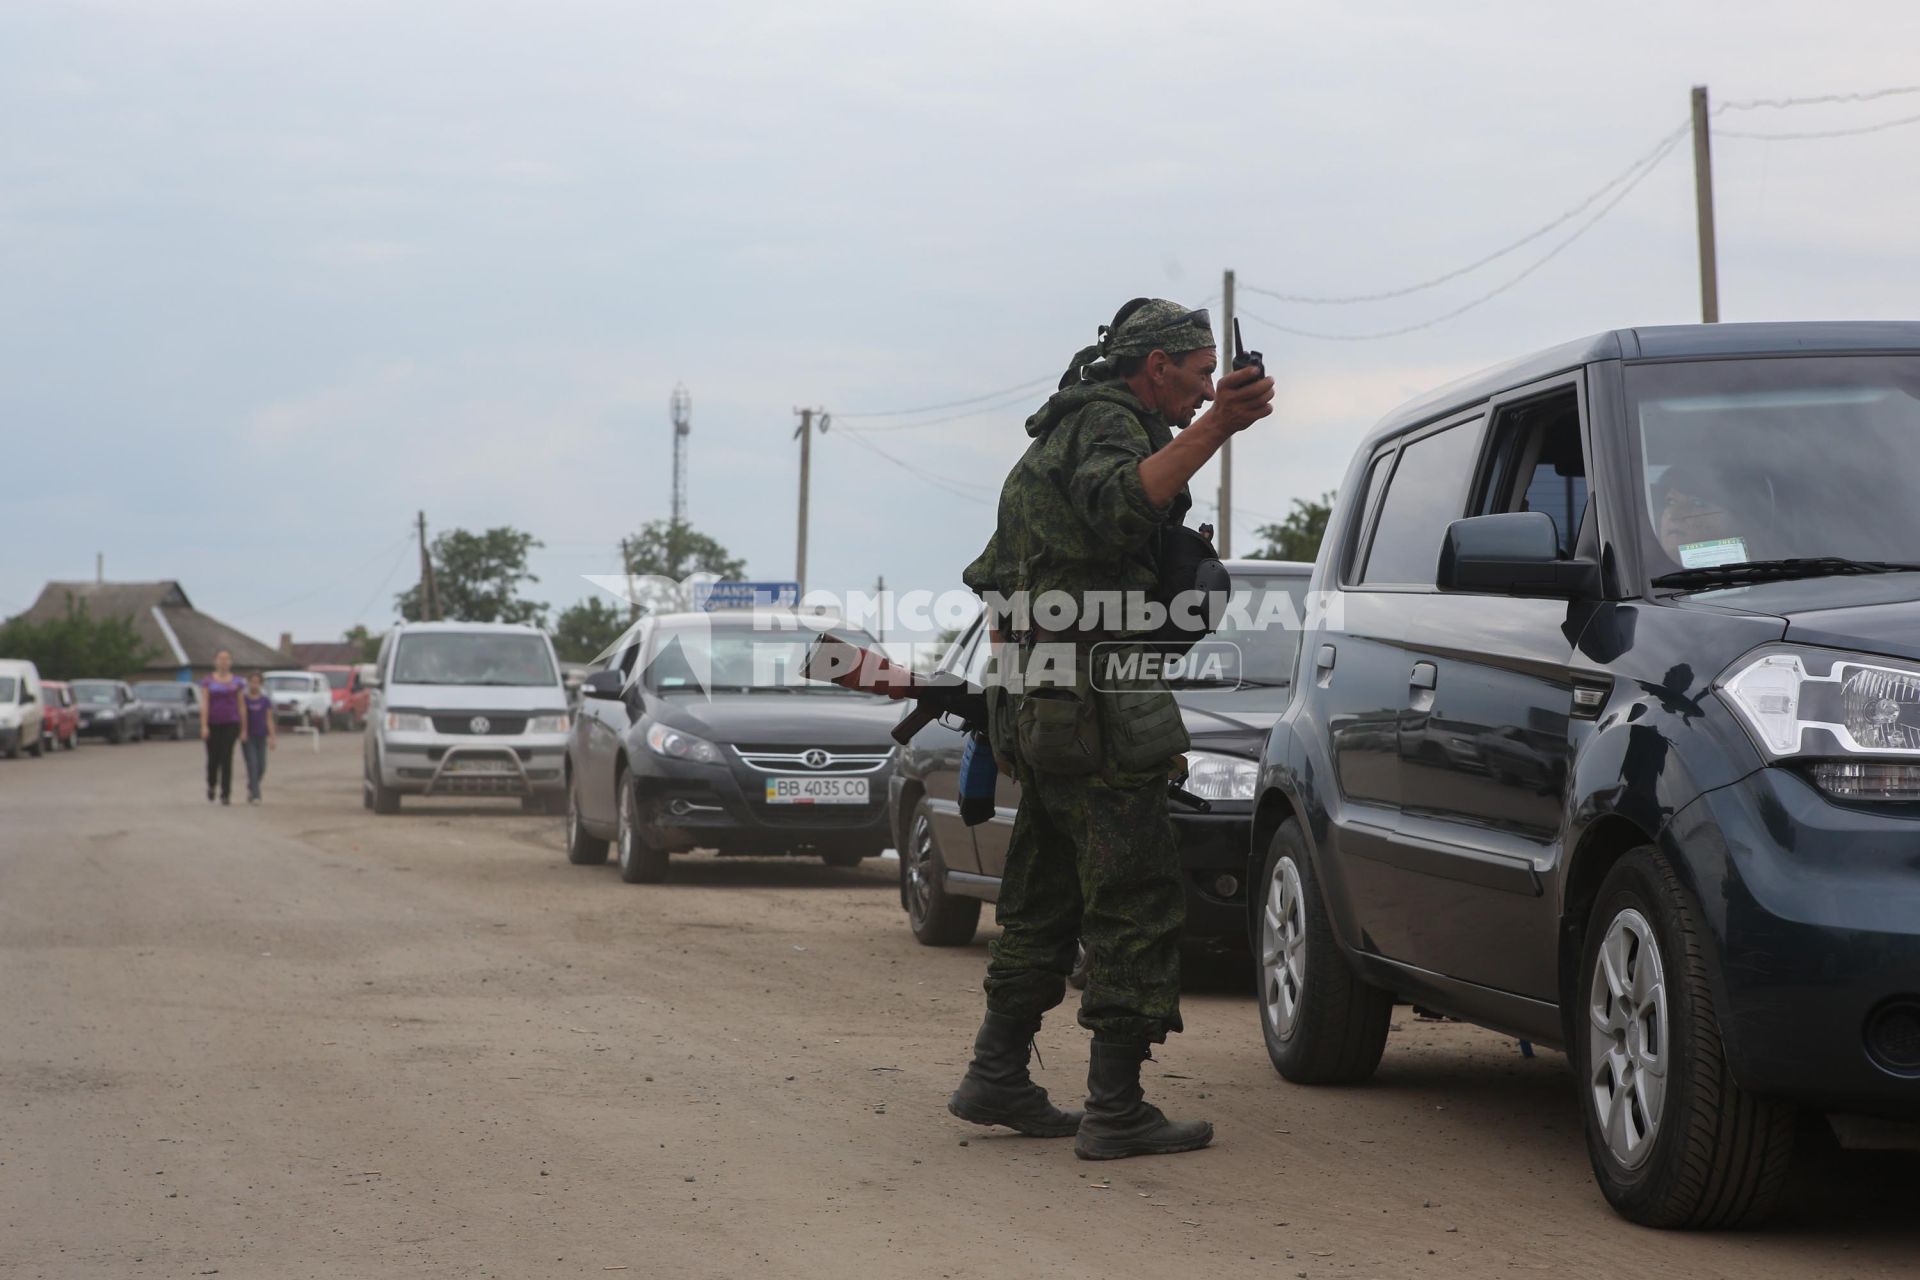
(1654, 464), (1744, 564)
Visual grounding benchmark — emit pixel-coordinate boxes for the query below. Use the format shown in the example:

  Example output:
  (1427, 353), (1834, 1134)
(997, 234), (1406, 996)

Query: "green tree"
(0, 595), (159, 680)
(343, 624), (382, 663)
(621, 519), (746, 613)
(396, 526), (547, 627)
(551, 596), (631, 664)
(1248, 491), (1337, 563)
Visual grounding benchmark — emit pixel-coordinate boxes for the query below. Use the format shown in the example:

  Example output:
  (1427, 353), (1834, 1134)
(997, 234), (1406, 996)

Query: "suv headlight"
(1183, 750), (1259, 801)
(1720, 645), (1920, 799)
(527, 712), (570, 734)
(645, 721), (724, 765)
(386, 711), (432, 733)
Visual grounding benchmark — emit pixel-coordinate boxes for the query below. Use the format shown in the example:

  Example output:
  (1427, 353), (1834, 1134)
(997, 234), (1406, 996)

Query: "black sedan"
(890, 559), (1312, 954)
(563, 611), (902, 883)
(133, 682), (202, 740)
(69, 679), (149, 743)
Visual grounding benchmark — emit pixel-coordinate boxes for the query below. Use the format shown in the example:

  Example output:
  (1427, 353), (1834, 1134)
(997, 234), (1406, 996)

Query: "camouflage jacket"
(962, 381), (1190, 633)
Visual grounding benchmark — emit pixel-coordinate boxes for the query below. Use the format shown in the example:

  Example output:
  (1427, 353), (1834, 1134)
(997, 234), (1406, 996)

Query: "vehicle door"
(1320, 413), (1487, 967)
(1385, 377), (1595, 997)
(916, 619), (986, 875)
(580, 624), (646, 825)
(959, 622), (1021, 879)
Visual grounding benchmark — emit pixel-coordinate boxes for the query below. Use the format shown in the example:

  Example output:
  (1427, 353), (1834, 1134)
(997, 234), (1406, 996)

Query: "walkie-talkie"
(1232, 318), (1264, 379)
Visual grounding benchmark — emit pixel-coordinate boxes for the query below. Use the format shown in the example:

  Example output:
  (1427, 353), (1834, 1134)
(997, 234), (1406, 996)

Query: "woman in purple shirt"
(198, 648), (244, 805)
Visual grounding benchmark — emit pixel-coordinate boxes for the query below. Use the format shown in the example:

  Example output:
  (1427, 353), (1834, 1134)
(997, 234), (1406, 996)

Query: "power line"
(1237, 125), (1688, 342)
(833, 375), (1055, 419)
(834, 428), (997, 505)
(349, 535), (418, 625)
(1717, 109), (1920, 141)
(1714, 85), (1920, 113)
(838, 385), (1046, 433)
(1239, 121), (1691, 307)
(229, 526), (416, 622)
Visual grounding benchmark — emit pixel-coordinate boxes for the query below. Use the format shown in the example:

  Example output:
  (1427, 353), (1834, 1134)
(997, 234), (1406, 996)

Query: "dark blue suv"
(1249, 322), (1920, 1228)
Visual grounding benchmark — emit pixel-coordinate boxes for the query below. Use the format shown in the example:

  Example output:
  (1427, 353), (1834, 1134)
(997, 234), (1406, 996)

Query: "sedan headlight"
(1721, 646), (1920, 799)
(527, 712), (570, 734)
(645, 721), (724, 765)
(1182, 750), (1259, 802)
(385, 711), (432, 733)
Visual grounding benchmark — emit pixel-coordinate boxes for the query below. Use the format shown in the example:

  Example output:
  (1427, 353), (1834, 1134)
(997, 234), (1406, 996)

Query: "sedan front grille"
(733, 747), (893, 774)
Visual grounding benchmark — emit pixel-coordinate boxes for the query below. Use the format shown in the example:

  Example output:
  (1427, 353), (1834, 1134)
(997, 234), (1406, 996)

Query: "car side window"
(1475, 386), (1588, 558)
(1341, 451), (1393, 584)
(1358, 418), (1485, 587)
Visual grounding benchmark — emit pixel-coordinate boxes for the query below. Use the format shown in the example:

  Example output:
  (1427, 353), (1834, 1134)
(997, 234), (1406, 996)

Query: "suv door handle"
(1409, 662), (1437, 691)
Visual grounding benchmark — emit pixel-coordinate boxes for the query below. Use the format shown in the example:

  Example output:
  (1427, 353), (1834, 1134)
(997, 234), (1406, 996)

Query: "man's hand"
(1192, 364), (1274, 438)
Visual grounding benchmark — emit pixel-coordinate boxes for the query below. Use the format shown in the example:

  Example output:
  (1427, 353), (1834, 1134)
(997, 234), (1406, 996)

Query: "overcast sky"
(6, 0), (1919, 646)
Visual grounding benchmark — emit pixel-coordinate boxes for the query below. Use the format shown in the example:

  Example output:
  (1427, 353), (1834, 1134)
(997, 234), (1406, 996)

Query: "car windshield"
(1168, 574), (1310, 693)
(319, 669), (351, 689)
(1629, 356), (1920, 582)
(392, 632), (558, 687)
(134, 683), (184, 700)
(71, 683), (116, 704)
(265, 675), (314, 692)
(644, 622), (880, 694)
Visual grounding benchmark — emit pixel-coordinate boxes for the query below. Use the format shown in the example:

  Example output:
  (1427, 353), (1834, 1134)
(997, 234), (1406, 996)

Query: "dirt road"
(3, 734), (1914, 1278)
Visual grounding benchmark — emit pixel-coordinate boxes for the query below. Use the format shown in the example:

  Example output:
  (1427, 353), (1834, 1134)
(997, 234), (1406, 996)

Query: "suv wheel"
(903, 798), (980, 945)
(565, 774), (610, 865)
(1257, 819), (1393, 1084)
(368, 759), (401, 815)
(615, 776), (669, 884)
(1577, 849), (1795, 1228)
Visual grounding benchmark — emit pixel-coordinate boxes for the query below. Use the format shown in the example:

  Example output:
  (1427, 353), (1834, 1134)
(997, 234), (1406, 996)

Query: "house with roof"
(15, 581), (285, 679)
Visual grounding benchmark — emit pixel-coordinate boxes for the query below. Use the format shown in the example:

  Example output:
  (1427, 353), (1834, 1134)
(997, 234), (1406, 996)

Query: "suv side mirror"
(1437, 512), (1599, 598)
(582, 669), (626, 700)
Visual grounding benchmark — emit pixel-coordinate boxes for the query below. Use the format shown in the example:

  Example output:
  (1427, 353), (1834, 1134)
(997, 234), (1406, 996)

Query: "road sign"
(694, 581), (801, 611)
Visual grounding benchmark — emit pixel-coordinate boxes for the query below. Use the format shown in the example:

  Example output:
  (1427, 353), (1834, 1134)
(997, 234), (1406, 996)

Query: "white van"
(362, 622), (571, 814)
(0, 659), (46, 759)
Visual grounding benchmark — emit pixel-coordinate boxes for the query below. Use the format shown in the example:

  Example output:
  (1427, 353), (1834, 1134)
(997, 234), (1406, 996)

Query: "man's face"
(1657, 487), (1735, 559)
(1152, 348), (1217, 427)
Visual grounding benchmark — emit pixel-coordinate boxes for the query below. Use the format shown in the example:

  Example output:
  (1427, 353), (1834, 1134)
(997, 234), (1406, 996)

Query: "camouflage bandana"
(1097, 298), (1216, 361)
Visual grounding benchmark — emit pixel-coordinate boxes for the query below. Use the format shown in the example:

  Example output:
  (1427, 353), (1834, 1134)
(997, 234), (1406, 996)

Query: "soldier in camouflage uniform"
(945, 298), (1275, 1159)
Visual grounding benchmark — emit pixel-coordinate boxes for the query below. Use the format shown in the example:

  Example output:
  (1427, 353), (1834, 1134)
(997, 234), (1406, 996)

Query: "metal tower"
(670, 384), (692, 524)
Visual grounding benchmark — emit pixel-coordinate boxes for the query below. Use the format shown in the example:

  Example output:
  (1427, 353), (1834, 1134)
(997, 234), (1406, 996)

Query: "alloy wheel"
(1261, 855), (1308, 1039)
(618, 781), (637, 872)
(906, 813), (935, 925)
(1587, 907), (1669, 1170)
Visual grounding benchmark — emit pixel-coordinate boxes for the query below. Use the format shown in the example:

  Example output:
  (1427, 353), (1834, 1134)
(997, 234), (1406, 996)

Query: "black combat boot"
(1073, 1039), (1213, 1160)
(947, 1011), (1082, 1137)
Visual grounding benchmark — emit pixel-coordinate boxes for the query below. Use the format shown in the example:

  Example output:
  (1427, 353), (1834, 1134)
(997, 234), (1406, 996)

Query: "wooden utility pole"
(620, 536), (639, 623)
(416, 510), (440, 621)
(1218, 268), (1235, 557)
(875, 575), (886, 644)
(1691, 85), (1720, 323)
(794, 408), (827, 595)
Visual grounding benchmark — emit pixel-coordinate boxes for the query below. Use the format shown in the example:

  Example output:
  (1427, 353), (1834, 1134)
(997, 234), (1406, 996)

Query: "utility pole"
(1691, 85), (1720, 323)
(794, 407), (828, 595)
(95, 552), (103, 584)
(670, 384), (692, 525)
(416, 511), (440, 621)
(1217, 268), (1235, 557)
(875, 575), (885, 644)
(620, 536), (639, 623)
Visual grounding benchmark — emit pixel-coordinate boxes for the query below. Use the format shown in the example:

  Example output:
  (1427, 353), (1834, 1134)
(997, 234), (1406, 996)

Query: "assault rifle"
(802, 633), (987, 746)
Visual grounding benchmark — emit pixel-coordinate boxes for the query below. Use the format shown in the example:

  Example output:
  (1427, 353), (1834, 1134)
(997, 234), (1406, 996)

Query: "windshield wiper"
(1651, 557), (1920, 591)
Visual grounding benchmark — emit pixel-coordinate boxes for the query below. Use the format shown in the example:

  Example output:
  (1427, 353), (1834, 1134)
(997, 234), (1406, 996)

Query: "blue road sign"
(695, 581), (801, 611)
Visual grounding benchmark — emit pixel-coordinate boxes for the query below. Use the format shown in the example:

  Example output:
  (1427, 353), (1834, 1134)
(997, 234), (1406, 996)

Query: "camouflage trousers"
(983, 761), (1185, 1043)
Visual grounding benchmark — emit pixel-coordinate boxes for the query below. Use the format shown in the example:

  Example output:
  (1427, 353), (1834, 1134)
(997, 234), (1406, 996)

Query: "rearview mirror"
(582, 669), (626, 700)
(1437, 512), (1599, 598)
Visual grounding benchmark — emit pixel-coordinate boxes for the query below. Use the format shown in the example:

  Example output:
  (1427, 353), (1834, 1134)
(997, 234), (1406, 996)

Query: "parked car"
(362, 622), (571, 814)
(564, 610), (900, 883)
(1247, 321), (1920, 1229)
(264, 670), (334, 731)
(0, 658), (46, 758)
(38, 680), (79, 752)
(133, 681), (202, 740)
(889, 561), (1312, 956)
(70, 679), (147, 744)
(310, 663), (372, 730)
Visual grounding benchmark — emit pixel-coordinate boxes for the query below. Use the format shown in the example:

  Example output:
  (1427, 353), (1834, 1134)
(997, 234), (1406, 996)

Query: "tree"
(396, 526), (547, 627)
(551, 597), (630, 664)
(620, 519), (746, 614)
(0, 595), (159, 680)
(343, 624), (382, 663)
(1248, 491), (1337, 563)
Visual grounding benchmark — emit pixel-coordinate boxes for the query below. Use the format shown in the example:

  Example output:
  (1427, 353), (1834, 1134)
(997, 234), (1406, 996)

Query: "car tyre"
(1257, 819), (1394, 1085)
(615, 775), (669, 884)
(565, 774), (610, 866)
(25, 733), (41, 758)
(1577, 848), (1795, 1229)
(903, 798), (980, 946)
(369, 762), (401, 815)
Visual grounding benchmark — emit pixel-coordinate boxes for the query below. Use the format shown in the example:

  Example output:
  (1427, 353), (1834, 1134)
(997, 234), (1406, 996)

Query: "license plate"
(445, 757), (515, 775)
(764, 775), (868, 805)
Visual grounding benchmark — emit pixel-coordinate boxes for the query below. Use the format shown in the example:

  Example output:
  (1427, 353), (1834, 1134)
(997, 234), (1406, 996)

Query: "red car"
(310, 664), (371, 730)
(39, 680), (79, 751)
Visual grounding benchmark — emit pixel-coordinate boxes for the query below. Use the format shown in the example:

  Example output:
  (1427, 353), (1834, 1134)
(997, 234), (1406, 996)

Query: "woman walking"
(239, 671), (276, 804)
(199, 649), (244, 805)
